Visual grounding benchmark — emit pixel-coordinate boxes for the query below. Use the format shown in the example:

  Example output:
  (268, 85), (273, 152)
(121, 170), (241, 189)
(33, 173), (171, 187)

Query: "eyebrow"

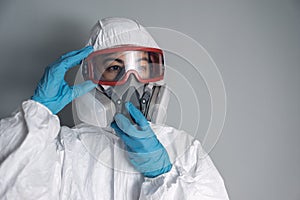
(102, 58), (124, 65)
(137, 57), (149, 62)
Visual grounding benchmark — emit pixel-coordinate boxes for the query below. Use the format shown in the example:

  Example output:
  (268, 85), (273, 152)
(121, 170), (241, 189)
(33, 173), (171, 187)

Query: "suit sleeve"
(0, 100), (62, 199)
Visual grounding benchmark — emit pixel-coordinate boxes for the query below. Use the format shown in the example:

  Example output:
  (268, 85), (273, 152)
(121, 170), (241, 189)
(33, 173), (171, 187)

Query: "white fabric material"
(87, 17), (160, 51)
(0, 100), (229, 199)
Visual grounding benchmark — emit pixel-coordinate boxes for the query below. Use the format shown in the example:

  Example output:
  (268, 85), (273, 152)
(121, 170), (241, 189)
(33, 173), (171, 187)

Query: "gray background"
(1, 0), (300, 199)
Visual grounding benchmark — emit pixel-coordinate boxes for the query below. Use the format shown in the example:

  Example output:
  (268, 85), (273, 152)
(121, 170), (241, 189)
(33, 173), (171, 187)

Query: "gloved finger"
(125, 102), (149, 129)
(47, 46), (93, 80)
(60, 46), (93, 71)
(114, 113), (137, 134)
(111, 122), (134, 144)
(114, 113), (153, 138)
(71, 80), (97, 100)
(112, 122), (152, 153)
(60, 46), (93, 60)
(111, 121), (124, 138)
(111, 121), (122, 136)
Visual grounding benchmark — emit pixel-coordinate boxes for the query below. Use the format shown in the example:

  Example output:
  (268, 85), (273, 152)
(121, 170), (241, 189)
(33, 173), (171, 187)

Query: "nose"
(124, 73), (140, 85)
(121, 74), (140, 103)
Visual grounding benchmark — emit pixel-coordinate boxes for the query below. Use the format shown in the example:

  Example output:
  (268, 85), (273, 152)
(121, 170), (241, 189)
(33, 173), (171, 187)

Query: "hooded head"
(87, 17), (160, 50)
(74, 17), (169, 127)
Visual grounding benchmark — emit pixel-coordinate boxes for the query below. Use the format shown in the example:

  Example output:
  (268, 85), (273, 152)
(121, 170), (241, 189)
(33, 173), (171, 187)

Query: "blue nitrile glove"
(31, 46), (96, 114)
(111, 102), (172, 178)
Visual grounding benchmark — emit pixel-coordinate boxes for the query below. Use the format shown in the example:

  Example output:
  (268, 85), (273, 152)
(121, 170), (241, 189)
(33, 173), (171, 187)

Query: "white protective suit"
(0, 17), (229, 200)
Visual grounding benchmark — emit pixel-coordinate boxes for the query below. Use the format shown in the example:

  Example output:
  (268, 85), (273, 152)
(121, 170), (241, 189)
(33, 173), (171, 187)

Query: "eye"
(106, 65), (122, 72)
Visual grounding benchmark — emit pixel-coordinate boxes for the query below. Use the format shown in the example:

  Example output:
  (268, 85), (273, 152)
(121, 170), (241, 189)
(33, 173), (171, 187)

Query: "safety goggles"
(83, 46), (165, 86)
